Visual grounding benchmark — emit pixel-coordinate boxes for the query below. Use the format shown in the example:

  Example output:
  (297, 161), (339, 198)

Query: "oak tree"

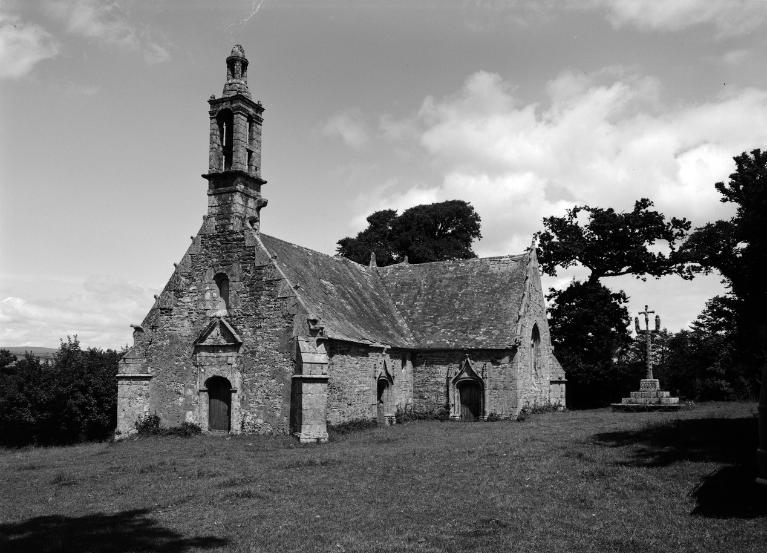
(337, 200), (482, 266)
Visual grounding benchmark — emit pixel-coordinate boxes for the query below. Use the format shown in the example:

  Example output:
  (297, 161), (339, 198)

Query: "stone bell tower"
(203, 44), (267, 230)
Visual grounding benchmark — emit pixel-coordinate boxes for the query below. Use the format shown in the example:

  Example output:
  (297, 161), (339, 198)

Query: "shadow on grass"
(691, 465), (767, 518)
(0, 508), (228, 553)
(593, 416), (757, 467)
(593, 416), (767, 519)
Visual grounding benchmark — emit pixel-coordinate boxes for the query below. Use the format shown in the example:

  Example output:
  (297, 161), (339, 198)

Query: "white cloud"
(43, 0), (170, 63)
(322, 108), (370, 149)
(0, 12), (58, 79)
(355, 68), (767, 260)
(585, 0), (767, 36)
(143, 41), (170, 64)
(0, 275), (154, 348)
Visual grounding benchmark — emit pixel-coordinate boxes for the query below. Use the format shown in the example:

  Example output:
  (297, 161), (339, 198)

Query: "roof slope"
(258, 234), (416, 346)
(258, 234), (530, 350)
(377, 255), (529, 349)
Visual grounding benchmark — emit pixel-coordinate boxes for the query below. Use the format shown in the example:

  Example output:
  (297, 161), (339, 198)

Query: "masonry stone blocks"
(116, 45), (566, 440)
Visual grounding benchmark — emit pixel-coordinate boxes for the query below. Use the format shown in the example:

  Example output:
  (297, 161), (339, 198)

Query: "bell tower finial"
(223, 44), (251, 98)
(202, 46), (267, 229)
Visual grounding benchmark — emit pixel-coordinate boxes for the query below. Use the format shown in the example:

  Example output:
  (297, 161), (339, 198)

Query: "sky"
(2, 0), (767, 349)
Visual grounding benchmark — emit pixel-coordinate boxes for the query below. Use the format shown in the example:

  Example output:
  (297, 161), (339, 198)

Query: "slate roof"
(258, 234), (416, 346)
(257, 233), (530, 350)
(377, 255), (528, 349)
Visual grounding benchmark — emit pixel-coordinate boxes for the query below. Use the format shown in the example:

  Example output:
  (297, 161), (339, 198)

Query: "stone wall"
(412, 350), (517, 418)
(389, 349), (413, 414)
(325, 341), (378, 425)
(118, 221), (298, 435)
(324, 342), (414, 425)
(514, 255), (561, 408)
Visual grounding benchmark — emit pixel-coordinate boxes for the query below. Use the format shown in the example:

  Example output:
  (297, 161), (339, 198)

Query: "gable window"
(214, 272), (230, 312)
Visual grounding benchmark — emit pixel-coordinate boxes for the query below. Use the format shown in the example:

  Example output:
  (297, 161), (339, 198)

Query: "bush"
(395, 405), (451, 423)
(517, 402), (564, 422)
(135, 413), (161, 435)
(134, 415), (201, 438)
(0, 338), (121, 446)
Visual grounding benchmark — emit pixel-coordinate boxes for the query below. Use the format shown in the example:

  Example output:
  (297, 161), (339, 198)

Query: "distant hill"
(2, 346), (58, 361)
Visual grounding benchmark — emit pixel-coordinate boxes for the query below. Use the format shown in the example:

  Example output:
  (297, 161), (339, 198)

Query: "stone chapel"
(116, 45), (566, 442)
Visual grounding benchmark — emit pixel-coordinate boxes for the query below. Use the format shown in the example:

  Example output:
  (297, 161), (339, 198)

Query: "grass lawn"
(1, 402), (765, 553)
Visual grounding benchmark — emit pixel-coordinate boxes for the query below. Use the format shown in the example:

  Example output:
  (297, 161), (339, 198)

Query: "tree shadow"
(691, 465), (767, 518)
(592, 416), (767, 519)
(0, 508), (229, 553)
(593, 416), (757, 467)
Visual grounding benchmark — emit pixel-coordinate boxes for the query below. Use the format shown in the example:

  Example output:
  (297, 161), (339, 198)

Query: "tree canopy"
(547, 280), (636, 408)
(677, 148), (767, 373)
(337, 200), (482, 266)
(0, 338), (121, 446)
(537, 198), (690, 283)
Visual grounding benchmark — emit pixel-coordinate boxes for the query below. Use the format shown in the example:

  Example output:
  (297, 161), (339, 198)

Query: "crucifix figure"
(635, 305), (661, 380)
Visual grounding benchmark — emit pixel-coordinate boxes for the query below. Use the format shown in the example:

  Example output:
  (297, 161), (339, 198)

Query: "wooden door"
(459, 382), (481, 421)
(208, 377), (231, 431)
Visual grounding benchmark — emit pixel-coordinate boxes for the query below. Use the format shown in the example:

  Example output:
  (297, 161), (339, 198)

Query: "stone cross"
(636, 305), (660, 380)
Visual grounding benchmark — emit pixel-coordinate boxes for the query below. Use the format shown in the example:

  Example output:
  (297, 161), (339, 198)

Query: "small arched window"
(214, 273), (230, 312)
(531, 324), (541, 374)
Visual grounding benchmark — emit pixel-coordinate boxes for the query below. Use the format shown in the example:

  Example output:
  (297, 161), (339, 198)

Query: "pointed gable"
(452, 356), (483, 384)
(194, 318), (243, 347)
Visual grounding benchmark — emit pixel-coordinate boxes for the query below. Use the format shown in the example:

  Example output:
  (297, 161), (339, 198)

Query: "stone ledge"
(117, 373), (153, 380)
(639, 379), (660, 391)
(611, 402), (685, 412)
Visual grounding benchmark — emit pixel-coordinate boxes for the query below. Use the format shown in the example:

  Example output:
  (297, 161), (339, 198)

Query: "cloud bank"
(0, 276), (155, 348)
(585, 0), (767, 36)
(356, 68), (767, 257)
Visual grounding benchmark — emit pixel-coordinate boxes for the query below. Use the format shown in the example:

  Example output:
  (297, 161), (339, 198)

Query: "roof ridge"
(378, 253), (527, 271)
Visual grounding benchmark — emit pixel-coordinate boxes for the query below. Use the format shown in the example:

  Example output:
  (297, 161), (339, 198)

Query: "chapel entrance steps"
(612, 378), (684, 412)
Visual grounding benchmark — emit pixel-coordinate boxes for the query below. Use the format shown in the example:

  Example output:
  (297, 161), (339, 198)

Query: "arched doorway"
(207, 376), (231, 431)
(458, 381), (482, 421)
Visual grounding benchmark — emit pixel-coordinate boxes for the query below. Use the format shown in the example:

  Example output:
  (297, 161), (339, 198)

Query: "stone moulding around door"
(449, 356), (486, 421)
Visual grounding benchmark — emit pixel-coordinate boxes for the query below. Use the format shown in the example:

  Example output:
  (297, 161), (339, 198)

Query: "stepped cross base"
(611, 379), (685, 412)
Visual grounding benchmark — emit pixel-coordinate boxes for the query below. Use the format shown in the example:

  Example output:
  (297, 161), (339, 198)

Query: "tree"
(538, 198), (690, 283)
(337, 200), (482, 266)
(538, 198), (689, 408)
(337, 209), (398, 266)
(547, 281), (637, 408)
(678, 149), (767, 371)
(0, 338), (121, 445)
(0, 349), (15, 370)
(614, 296), (751, 402)
(676, 149), (767, 479)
